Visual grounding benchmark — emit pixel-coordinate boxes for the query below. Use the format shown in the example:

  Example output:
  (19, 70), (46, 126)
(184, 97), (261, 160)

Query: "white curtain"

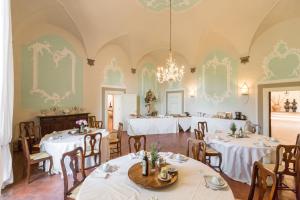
(0, 0), (14, 192)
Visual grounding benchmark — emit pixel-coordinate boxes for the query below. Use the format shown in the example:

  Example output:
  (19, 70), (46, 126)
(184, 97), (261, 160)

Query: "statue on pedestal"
(144, 90), (158, 116)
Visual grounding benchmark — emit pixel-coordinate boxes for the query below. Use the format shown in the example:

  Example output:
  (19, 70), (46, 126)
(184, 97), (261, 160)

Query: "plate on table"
(158, 173), (172, 182)
(168, 166), (178, 173)
(204, 175), (227, 190)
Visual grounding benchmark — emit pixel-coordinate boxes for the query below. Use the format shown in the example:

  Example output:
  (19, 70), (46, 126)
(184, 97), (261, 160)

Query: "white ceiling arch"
(12, 0), (300, 64)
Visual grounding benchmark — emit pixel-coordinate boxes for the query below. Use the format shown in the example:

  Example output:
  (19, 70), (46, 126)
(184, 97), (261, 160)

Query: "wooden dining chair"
(83, 132), (102, 170)
(109, 122), (123, 158)
(88, 116), (96, 127)
(128, 135), (146, 153)
(186, 137), (206, 163)
(21, 136), (53, 184)
(197, 121), (208, 134)
(19, 121), (41, 153)
(248, 161), (277, 200)
(264, 144), (300, 193)
(93, 120), (103, 129)
(194, 128), (222, 172)
(194, 129), (205, 140)
(61, 147), (86, 200)
(296, 150), (300, 200)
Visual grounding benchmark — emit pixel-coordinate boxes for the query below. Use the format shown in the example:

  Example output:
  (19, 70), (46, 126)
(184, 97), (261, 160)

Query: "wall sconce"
(240, 82), (249, 95)
(190, 68), (196, 73)
(131, 68), (136, 74)
(87, 58), (95, 66)
(240, 56), (250, 64)
(189, 88), (196, 98)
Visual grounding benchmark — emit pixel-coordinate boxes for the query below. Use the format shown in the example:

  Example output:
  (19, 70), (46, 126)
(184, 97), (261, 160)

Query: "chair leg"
(26, 164), (31, 184)
(218, 154), (222, 173)
(42, 161), (46, 172)
(49, 158), (53, 175)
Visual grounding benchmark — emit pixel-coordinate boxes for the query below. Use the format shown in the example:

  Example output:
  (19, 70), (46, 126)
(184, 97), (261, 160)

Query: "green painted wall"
(21, 35), (83, 110)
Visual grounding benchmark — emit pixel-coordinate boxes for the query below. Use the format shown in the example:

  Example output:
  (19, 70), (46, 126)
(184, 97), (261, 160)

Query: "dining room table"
(205, 132), (282, 184)
(76, 152), (235, 200)
(39, 128), (110, 175)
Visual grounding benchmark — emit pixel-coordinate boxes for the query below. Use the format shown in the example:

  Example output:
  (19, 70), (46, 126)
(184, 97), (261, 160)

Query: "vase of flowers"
(76, 119), (87, 133)
(230, 122), (237, 135)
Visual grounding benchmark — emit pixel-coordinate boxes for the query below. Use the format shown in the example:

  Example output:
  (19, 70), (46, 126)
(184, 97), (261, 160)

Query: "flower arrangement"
(76, 119), (88, 126)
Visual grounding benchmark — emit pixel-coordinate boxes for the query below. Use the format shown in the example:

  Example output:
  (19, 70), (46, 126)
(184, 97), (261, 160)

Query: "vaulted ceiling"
(11, 0), (300, 65)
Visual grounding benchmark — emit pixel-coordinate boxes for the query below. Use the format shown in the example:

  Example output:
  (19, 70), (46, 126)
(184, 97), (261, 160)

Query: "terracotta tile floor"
(1, 132), (297, 200)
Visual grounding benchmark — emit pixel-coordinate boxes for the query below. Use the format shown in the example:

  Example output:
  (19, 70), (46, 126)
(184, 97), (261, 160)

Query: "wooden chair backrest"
(84, 132), (102, 156)
(117, 122), (123, 141)
(19, 121), (35, 138)
(88, 116), (96, 127)
(296, 150), (300, 200)
(248, 161), (277, 200)
(194, 129), (205, 140)
(61, 147), (86, 200)
(21, 136), (30, 161)
(197, 121), (208, 134)
(295, 134), (300, 154)
(186, 138), (206, 163)
(275, 144), (300, 176)
(128, 135), (146, 153)
(93, 121), (103, 129)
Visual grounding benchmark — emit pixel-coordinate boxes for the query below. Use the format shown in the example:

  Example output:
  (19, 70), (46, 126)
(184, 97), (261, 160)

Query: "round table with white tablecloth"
(205, 133), (280, 184)
(39, 128), (110, 174)
(76, 153), (235, 200)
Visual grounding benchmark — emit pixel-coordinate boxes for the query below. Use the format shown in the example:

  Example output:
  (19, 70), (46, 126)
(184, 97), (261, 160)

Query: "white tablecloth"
(40, 129), (110, 174)
(205, 133), (279, 184)
(127, 117), (178, 135)
(191, 117), (247, 133)
(76, 153), (235, 200)
(177, 117), (192, 132)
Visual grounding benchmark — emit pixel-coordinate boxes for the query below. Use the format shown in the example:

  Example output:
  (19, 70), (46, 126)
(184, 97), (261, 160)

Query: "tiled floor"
(1, 132), (297, 200)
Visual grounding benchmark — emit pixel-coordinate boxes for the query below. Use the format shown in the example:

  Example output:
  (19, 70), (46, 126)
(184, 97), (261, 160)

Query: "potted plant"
(230, 122), (237, 135)
(150, 143), (159, 172)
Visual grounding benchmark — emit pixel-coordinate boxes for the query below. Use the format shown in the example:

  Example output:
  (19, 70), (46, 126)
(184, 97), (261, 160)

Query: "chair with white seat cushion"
(21, 136), (53, 184)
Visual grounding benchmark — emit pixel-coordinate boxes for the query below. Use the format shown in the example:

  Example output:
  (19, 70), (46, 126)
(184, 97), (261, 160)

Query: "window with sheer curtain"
(0, 0), (14, 193)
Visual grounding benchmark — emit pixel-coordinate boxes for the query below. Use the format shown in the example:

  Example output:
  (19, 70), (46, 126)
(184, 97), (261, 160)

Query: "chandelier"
(156, 0), (184, 84)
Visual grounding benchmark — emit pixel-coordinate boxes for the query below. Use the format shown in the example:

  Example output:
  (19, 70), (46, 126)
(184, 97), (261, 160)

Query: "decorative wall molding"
(138, 0), (200, 11)
(29, 41), (76, 106)
(103, 58), (124, 87)
(262, 41), (300, 81)
(201, 56), (232, 104)
(141, 65), (159, 96)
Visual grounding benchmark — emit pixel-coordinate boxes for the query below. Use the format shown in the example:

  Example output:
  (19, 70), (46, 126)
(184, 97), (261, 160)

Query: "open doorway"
(102, 87), (126, 132)
(270, 90), (300, 144)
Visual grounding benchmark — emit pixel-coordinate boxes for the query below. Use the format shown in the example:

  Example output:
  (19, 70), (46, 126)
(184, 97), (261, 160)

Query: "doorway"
(270, 90), (300, 144)
(102, 87), (126, 132)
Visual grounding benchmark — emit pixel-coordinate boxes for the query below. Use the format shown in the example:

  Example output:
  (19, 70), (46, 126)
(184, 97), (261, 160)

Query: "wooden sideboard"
(38, 113), (89, 136)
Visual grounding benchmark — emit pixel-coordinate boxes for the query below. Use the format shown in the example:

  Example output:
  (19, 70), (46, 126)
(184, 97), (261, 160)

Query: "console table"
(38, 113), (89, 136)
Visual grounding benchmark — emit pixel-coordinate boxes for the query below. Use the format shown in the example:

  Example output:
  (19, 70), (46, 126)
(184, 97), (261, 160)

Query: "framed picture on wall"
(166, 90), (184, 115)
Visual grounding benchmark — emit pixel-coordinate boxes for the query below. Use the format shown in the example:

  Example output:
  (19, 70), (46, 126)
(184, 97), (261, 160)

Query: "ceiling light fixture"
(156, 0), (184, 84)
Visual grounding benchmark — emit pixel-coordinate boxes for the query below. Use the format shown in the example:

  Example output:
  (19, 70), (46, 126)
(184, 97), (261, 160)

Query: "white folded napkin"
(94, 168), (109, 178)
(129, 153), (138, 160)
